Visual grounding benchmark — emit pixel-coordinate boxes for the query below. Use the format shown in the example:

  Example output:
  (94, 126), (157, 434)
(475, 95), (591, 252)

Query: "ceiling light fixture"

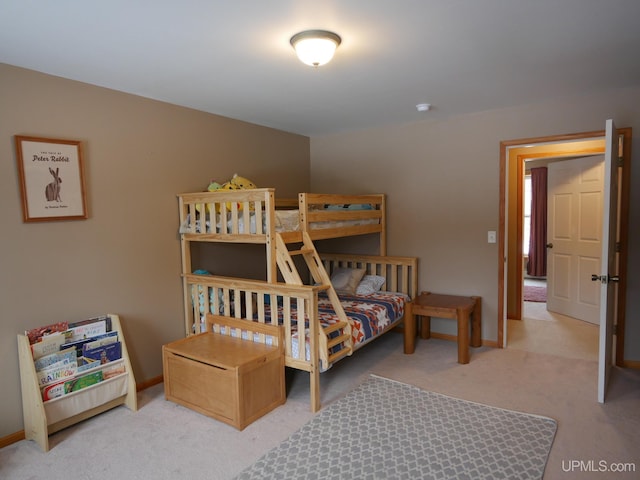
(290, 30), (341, 67)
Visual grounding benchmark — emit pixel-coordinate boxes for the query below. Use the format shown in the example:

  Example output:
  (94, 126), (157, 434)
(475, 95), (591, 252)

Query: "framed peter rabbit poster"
(15, 136), (88, 222)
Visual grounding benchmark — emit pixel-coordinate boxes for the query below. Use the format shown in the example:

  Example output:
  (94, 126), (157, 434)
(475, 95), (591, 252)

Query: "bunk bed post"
(380, 194), (387, 256)
(307, 293), (321, 412)
(265, 189), (277, 283)
(310, 368), (321, 413)
(298, 192), (308, 232)
(178, 195), (194, 335)
(410, 257), (418, 298)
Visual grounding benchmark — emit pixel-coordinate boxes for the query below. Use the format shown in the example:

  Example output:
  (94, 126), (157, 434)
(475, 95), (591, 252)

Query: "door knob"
(592, 274), (620, 284)
(546, 243), (553, 248)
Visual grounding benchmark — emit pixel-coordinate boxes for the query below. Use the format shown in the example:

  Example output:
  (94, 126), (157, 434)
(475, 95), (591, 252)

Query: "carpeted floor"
(524, 285), (547, 302)
(236, 374), (557, 479)
(2, 333), (639, 480)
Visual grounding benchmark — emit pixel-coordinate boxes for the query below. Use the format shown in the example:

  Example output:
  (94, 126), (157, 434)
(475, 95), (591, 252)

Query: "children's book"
(26, 322), (68, 345)
(68, 315), (112, 331)
(63, 371), (103, 394)
(63, 331), (118, 357)
(102, 361), (126, 380)
(64, 316), (110, 343)
(42, 380), (67, 401)
(34, 347), (77, 372)
(77, 356), (100, 373)
(37, 359), (78, 388)
(81, 331), (118, 351)
(31, 332), (66, 360)
(83, 341), (122, 364)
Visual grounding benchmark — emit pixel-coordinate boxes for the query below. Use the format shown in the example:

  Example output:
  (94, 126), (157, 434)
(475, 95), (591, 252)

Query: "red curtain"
(527, 167), (548, 277)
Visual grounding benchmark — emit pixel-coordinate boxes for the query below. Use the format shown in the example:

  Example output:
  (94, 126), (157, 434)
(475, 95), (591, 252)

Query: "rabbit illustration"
(45, 167), (62, 202)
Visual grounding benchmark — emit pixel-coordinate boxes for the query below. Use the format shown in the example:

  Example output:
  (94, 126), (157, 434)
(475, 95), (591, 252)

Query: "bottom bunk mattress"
(206, 291), (408, 372)
(309, 291), (408, 357)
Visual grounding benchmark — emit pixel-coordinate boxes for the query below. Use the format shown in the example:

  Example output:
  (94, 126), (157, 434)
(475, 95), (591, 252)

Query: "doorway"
(514, 153), (603, 360)
(498, 128), (631, 366)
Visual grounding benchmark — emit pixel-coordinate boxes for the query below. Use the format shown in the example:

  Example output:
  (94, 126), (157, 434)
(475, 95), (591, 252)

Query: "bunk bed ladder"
(275, 232), (353, 364)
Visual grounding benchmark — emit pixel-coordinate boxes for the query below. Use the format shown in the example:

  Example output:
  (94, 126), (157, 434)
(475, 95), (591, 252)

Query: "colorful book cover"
(102, 362), (126, 380)
(77, 356), (100, 373)
(63, 331), (118, 357)
(34, 347), (77, 372)
(83, 341), (122, 364)
(42, 381), (65, 402)
(26, 322), (68, 345)
(31, 332), (65, 360)
(68, 315), (112, 331)
(37, 360), (78, 388)
(81, 331), (118, 351)
(42, 381), (67, 401)
(64, 317), (109, 343)
(63, 371), (103, 394)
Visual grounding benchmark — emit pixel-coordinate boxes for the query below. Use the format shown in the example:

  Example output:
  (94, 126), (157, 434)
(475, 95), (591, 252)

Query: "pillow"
(347, 203), (373, 210)
(330, 267), (366, 294)
(325, 203), (373, 210)
(356, 275), (386, 295)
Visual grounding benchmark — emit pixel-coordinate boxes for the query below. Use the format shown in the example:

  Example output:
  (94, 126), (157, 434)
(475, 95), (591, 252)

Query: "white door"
(597, 119), (620, 403)
(546, 156), (604, 324)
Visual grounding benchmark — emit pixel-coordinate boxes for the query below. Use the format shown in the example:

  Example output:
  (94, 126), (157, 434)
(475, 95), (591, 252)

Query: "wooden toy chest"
(162, 316), (285, 430)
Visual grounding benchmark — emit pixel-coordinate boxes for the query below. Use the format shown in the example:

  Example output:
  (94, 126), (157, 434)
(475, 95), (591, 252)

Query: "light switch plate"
(488, 231), (497, 243)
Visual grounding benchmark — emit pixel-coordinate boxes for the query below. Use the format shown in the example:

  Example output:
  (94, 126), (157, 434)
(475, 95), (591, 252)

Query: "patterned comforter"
(318, 291), (408, 346)
(266, 291), (409, 370)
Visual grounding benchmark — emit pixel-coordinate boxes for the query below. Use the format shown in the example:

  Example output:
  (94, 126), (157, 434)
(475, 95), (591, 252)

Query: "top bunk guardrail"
(298, 193), (385, 246)
(177, 189), (386, 249)
(178, 188), (276, 243)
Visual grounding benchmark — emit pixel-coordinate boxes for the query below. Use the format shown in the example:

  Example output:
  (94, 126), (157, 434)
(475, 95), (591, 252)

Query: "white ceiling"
(2, 1), (640, 136)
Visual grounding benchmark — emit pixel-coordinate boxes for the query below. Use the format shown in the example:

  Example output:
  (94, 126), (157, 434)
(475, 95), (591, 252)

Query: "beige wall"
(0, 64), (310, 438)
(310, 86), (640, 353)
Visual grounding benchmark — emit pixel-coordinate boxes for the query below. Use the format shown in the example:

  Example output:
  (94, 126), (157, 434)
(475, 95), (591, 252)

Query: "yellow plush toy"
(214, 180), (238, 212)
(196, 180), (223, 214)
(217, 174), (257, 212)
(229, 173), (257, 190)
(194, 180), (221, 214)
(218, 181), (240, 192)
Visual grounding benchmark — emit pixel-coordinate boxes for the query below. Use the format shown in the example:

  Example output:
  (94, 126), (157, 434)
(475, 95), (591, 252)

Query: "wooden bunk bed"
(177, 188), (418, 412)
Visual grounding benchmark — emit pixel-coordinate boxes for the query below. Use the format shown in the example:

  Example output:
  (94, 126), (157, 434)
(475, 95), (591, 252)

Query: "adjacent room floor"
(507, 278), (599, 361)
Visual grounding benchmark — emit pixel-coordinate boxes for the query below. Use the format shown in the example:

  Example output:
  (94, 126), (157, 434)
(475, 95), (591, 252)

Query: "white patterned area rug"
(235, 375), (557, 480)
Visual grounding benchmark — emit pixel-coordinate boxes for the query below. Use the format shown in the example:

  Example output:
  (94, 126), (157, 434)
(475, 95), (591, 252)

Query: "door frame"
(498, 128), (631, 366)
